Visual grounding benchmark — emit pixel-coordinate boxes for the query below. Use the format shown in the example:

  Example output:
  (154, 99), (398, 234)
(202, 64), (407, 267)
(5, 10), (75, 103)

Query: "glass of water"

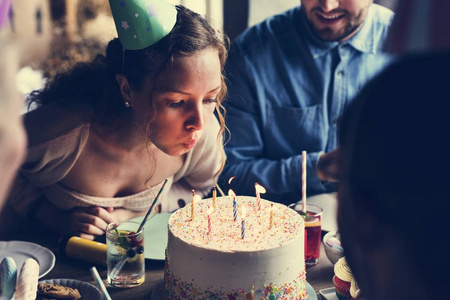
(106, 221), (145, 287)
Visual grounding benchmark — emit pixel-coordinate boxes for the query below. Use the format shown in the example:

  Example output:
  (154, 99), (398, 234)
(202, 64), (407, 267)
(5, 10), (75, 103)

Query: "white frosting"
(334, 257), (354, 283)
(165, 196), (306, 299)
(350, 277), (361, 298)
(14, 258), (39, 300)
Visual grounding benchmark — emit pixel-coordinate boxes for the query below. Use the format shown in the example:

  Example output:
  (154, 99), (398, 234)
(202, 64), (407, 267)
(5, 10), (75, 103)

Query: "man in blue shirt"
(221, 1), (394, 204)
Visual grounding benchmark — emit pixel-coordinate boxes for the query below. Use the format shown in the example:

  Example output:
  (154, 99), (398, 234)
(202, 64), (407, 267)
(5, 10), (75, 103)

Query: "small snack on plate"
(14, 258), (40, 300)
(0, 256), (18, 299)
(37, 283), (81, 299)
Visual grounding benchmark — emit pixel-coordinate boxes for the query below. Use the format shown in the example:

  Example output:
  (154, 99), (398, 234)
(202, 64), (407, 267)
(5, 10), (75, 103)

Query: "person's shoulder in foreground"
(337, 51), (450, 300)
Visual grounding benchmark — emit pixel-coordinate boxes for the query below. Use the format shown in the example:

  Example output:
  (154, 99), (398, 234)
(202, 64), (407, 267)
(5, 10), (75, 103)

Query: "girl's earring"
(124, 101), (132, 108)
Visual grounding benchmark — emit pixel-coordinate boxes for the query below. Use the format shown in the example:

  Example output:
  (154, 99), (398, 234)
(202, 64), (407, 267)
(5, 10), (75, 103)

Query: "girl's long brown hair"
(28, 5), (229, 192)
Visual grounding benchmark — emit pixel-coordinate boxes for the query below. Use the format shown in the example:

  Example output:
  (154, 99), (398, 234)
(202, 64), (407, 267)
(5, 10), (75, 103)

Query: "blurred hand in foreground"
(317, 148), (341, 182)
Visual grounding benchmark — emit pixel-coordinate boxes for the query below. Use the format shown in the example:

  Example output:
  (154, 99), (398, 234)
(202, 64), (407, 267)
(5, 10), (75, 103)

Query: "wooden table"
(13, 230), (335, 299)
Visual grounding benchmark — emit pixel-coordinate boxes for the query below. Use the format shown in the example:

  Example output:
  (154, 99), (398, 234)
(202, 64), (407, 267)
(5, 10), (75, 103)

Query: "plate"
(129, 213), (171, 260)
(319, 287), (367, 300)
(152, 279), (318, 300)
(319, 287), (338, 300)
(0, 241), (55, 278)
(39, 278), (103, 300)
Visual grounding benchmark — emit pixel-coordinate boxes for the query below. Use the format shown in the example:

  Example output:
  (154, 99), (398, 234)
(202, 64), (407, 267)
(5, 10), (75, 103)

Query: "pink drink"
(289, 203), (323, 267)
(304, 212), (322, 265)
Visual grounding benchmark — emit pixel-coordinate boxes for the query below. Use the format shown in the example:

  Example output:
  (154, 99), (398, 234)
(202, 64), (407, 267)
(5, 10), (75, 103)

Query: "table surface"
(10, 230), (335, 300)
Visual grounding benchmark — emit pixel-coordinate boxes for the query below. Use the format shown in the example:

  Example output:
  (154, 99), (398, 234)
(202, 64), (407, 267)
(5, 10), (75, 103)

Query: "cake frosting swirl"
(334, 257), (354, 283)
(164, 196), (307, 299)
(350, 278), (361, 298)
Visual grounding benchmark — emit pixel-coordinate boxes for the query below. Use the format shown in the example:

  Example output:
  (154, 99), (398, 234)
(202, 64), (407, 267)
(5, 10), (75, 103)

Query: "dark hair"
(338, 52), (450, 297)
(28, 5), (228, 123)
(28, 5), (229, 183)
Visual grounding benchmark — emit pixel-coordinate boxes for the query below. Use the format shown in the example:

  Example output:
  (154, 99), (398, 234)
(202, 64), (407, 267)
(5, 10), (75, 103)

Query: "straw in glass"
(110, 178), (168, 279)
(301, 151), (307, 213)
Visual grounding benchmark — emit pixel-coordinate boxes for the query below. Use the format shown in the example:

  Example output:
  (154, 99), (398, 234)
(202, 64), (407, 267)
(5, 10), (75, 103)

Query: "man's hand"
(317, 148), (341, 182)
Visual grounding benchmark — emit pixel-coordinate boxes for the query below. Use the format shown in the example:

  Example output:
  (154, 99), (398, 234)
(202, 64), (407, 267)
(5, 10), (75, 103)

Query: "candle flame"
(255, 183), (266, 193)
(193, 194), (201, 203)
(228, 189), (236, 198)
(241, 206), (247, 218)
(206, 207), (214, 215)
(228, 176), (236, 184)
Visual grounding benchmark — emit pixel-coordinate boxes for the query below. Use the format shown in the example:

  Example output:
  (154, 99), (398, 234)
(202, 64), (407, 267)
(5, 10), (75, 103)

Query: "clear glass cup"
(106, 221), (145, 287)
(288, 203), (323, 267)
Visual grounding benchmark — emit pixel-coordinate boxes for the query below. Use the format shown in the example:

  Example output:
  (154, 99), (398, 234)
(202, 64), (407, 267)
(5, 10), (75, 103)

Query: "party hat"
(108, 0), (177, 50)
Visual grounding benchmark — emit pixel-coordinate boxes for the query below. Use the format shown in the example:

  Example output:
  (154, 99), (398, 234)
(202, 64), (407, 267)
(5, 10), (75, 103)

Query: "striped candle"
(233, 198), (237, 222)
(228, 189), (237, 221)
(212, 186), (217, 211)
(302, 151), (307, 213)
(206, 207), (214, 235)
(191, 190), (195, 220)
(241, 206), (247, 239)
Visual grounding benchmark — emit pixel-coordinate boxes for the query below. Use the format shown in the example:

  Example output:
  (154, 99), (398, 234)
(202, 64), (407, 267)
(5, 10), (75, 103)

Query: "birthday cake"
(163, 196), (307, 299)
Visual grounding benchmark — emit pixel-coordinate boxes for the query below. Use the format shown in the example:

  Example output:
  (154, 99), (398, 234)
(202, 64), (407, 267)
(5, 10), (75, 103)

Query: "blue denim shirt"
(221, 4), (394, 204)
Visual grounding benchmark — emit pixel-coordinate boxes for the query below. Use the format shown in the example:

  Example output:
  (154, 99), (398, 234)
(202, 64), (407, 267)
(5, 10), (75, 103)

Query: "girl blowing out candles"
(1, 0), (228, 240)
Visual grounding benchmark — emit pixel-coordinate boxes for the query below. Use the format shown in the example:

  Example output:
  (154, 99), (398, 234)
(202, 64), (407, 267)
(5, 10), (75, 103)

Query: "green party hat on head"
(109, 0), (177, 50)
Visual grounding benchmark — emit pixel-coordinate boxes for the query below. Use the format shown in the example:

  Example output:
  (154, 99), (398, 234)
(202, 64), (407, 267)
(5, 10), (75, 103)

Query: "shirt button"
(337, 71), (343, 77)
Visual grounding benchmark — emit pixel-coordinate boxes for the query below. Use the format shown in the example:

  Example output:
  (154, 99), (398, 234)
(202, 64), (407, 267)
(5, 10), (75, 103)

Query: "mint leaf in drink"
(115, 229), (131, 250)
(297, 211), (314, 221)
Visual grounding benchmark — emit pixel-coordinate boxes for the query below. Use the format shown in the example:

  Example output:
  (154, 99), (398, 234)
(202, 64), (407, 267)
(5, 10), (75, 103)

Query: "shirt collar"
(300, 4), (378, 58)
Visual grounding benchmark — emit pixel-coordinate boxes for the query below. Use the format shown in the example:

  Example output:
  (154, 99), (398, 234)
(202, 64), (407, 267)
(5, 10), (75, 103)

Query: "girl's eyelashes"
(166, 98), (218, 108)
(203, 98), (218, 104)
(167, 100), (184, 108)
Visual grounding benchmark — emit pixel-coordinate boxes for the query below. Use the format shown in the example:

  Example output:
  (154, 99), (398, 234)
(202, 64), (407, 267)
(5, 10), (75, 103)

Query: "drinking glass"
(289, 203), (323, 267)
(106, 221), (145, 287)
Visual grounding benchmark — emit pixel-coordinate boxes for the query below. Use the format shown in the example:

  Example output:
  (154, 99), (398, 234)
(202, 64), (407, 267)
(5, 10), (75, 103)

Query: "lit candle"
(191, 191), (201, 221)
(255, 183), (266, 210)
(212, 186), (217, 211)
(241, 206), (247, 239)
(269, 203), (274, 229)
(206, 207), (214, 235)
(228, 189), (237, 222)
